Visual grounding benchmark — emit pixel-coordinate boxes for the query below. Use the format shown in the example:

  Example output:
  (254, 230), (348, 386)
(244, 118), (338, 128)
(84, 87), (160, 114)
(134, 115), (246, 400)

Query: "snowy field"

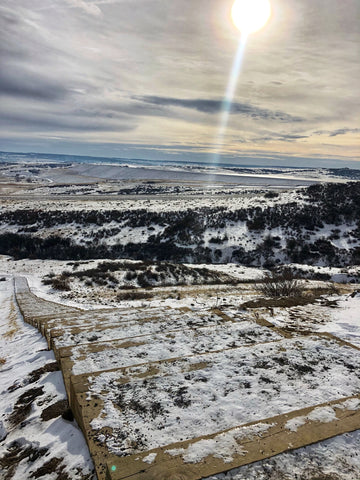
(1, 160), (344, 188)
(318, 295), (360, 347)
(261, 291), (360, 348)
(42, 163), (320, 187)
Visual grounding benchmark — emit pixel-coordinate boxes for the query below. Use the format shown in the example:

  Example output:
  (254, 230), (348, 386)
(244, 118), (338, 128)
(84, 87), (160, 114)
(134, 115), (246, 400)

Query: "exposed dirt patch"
(7, 362), (59, 393)
(30, 457), (68, 479)
(62, 408), (75, 422)
(116, 290), (153, 301)
(8, 386), (44, 427)
(28, 361), (59, 384)
(240, 285), (341, 310)
(31, 456), (78, 480)
(318, 298), (339, 308)
(0, 441), (48, 480)
(7, 383), (19, 393)
(41, 399), (69, 421)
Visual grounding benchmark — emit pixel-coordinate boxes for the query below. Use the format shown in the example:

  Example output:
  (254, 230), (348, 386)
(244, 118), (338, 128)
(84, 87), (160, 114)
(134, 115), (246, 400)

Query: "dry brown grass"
(241, 296), (315, 309)
(3, 299), (20, 339)
(240, 284), (341, 310)
(0, 357), (6, 366)
(116, 291), (153, 301)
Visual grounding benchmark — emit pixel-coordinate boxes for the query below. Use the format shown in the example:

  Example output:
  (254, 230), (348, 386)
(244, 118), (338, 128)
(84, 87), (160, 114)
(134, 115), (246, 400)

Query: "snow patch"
(284, 416), (306, 432)
(307, 406), (337, 423)
(166, 424), (272, 464)
(142, 452), (157, 464)
(285, 406), (337, 433)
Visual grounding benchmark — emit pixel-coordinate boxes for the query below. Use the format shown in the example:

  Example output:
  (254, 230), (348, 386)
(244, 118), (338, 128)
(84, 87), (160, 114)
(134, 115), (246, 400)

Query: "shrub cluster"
(42, 260), (237, 291)
(256, 268), (303, 298)
(1, 182), (359, 266)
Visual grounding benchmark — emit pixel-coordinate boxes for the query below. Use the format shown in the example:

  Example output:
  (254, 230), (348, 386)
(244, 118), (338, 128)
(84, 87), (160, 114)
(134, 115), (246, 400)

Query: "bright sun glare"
(231, 0), (271, 34)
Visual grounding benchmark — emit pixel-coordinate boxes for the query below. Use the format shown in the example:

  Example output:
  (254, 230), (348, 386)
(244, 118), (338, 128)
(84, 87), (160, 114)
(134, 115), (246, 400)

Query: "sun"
(231, 0), (271, 34)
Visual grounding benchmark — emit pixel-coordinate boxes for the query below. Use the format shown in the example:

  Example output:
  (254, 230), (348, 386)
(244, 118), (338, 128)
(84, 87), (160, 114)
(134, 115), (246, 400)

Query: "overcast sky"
(0, 0), (359, 167)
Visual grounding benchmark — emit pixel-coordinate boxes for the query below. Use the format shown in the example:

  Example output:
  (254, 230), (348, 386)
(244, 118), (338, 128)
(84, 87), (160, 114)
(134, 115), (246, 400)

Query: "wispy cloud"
(250, 133), (309, 143)
(134, 96), (303, 123)
(0, 109), (135, 133)
(64, 0), (102, 16)
(315, 128), (360, 137)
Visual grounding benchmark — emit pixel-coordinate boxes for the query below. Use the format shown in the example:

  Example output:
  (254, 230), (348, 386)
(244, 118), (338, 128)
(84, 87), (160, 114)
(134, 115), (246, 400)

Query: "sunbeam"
(211, 34), (247, 167)
(210, 0), (271, 173)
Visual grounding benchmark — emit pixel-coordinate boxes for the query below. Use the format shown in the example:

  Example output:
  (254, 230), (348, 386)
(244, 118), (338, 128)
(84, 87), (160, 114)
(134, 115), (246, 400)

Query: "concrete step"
(106, 395), (360, 480)
(50, 310), (232, 357)
(59, 322), (283, 398)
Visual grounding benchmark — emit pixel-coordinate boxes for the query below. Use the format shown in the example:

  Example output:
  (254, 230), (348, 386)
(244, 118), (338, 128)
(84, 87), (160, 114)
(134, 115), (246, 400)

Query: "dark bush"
(49, 276), (71, 291)
(257, 268), (303, 297)
(116, 291), (153, 301)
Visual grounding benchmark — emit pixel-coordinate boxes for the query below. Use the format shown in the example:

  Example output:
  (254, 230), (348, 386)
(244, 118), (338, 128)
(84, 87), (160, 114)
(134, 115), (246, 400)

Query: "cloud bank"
(0, 0), (359, 166)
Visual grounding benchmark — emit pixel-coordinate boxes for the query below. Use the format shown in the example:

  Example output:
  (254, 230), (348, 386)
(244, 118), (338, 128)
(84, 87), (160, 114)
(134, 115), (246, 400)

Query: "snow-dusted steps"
(15, 276), (80, 323)
(13, 277), (360, 480)
(105, 395), (360, 480)
(70, 335), (360, 480)
(58, 321), (282, 397)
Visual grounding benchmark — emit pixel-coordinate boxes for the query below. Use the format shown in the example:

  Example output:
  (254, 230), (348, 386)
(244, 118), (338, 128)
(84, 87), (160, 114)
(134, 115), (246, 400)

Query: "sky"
(0, 0), (359, 167)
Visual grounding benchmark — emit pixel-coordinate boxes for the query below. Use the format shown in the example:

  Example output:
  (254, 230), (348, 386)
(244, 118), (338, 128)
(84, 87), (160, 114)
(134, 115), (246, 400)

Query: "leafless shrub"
(256, 268), (303, 298)
(116, 291), (153, 301)
(44, 274), (71, 291)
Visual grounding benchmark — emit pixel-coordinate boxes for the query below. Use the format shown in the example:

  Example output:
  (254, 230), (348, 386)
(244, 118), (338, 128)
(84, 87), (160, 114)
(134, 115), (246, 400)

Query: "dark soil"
(7, 362), (59, 393)
(30, 457), (67, 479)
(116, 291), (153, 301)
(28, 362), (59, 384)
(8, 386), (44, 427)
(0, 441), (48, 480)
(240, 294), (323, 310)
(62, 408), (74, 422)
(41, 399), (69, 422)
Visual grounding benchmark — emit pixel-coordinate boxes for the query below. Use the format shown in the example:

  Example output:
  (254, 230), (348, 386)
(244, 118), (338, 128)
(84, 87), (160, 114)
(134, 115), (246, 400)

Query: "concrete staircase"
(14, 277), (360, 480)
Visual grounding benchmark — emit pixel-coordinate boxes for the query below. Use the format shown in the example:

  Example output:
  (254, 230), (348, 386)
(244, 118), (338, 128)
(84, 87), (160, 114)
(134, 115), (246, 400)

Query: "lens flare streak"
(212, 35), (247, 164)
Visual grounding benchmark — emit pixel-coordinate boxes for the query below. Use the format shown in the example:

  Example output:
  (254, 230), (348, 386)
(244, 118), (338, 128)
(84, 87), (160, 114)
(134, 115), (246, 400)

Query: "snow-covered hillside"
(1, 182), (359, 267)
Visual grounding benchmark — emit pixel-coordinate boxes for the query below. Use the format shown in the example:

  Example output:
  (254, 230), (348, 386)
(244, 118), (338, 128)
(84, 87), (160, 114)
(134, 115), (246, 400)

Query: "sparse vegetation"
(1, 182), (360, 266)
(3, 301), (19, 339)
(43, 274), (71, 291)
(241, 282), (340, 309)
(256, 268), (303, 298)
(42, 260), (237, 293)
(116, 291), (153, 301)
